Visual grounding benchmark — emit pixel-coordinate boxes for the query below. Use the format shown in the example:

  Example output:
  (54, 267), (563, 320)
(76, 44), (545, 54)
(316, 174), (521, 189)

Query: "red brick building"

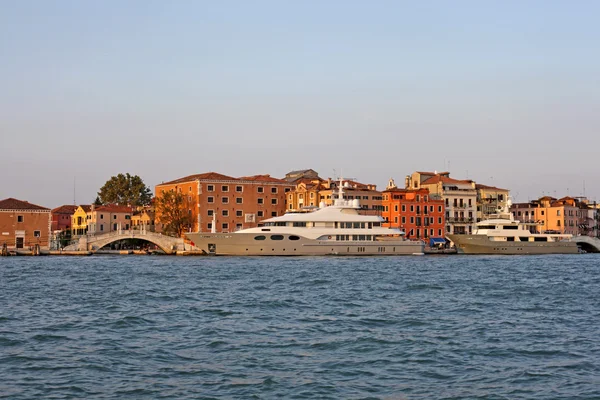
(0, 198), (51, 249)
(381, 186), (445, 240)
(51, 205), (77, 233)
(155, 172), (295, 233)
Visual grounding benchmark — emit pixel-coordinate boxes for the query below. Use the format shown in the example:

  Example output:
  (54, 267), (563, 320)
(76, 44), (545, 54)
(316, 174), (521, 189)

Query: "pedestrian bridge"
(573, 236), (600, 253)
(63, 230), (187, 255)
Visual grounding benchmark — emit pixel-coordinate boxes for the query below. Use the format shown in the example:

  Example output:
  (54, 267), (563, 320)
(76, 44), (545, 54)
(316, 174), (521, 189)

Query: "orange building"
(382, 181), (445, 240)
(0, 198), (51, 249)
(511, 196), (590, 235)
(155, 172), (295, 234)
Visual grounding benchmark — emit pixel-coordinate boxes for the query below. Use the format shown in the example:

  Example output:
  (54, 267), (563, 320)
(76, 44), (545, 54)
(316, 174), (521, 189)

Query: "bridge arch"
(90, 235), (176, 254)
(573, 236), (600, 253)
(65, 231), (186, 254)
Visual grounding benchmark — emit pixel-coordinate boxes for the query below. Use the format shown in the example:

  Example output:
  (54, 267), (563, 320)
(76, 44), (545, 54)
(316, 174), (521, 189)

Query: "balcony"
(447, 217), (474, 224)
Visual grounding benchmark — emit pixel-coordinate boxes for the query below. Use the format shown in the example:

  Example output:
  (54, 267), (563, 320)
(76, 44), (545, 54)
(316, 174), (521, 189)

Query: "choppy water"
(1, 255), (600, 399)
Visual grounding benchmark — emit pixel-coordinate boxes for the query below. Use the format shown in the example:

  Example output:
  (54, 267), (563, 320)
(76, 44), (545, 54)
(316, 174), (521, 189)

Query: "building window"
(258, 211), (264, 217)
(258, 198), (264, 204)
(34, 230), (41, 237)
(271, 211), (277, 217)
(236, 197), (243, 204)
(222, 197), (229, 204)
(113, 223), (117, 230)
(100, 225), (104, 231)
(207, 196), (214, 203)
(258, 187), (264, 193)
(271, 198), (277, 205)
(222, 223), (228, 230)
(17, 215), (23, 223)
(222, 185), (229, 192)
(271, 187), (277, 194)
(438, 217), (442, 224)
(402, 216), (406, 224)
(222, 210), (229, 216)
(207, 185), (214, 192)
(207, 223), (212, 230)
(402, 205), (406, 212)
(557, 210), (561, 216)
(207, 209), (214, 216)
(310, 192), (314, 199)
(236, 223), (242, 230)
(410, 217), (414, 223)
(236, 186), (243, 192)
(416, 195), (420, 202)
(236, 210), (243, 217)
(410, 205), (414, 212)
(438, 206), (442, 213)
(394, 205), (398, 212)
(394, 216), (398, 223)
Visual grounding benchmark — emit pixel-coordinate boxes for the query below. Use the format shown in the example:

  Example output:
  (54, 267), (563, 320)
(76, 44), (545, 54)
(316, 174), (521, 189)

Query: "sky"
(1, 0), (599, 208)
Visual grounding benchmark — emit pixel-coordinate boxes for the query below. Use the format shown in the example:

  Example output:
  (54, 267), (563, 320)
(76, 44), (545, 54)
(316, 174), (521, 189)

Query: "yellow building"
(132, 206), (155, 232)
(286, 177), (383, 212)
(475, 184), (510, 221)
(71, 205), (91, 237)
(286, 178), (324, 210)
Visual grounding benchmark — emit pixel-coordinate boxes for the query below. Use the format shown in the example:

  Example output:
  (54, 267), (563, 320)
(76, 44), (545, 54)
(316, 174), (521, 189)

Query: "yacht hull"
(447, 234), (579, 255)
(186, 233), (424, 256)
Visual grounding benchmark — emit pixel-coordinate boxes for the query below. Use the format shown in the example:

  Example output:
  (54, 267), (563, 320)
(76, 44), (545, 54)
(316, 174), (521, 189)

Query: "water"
(1, 255), (600, 399)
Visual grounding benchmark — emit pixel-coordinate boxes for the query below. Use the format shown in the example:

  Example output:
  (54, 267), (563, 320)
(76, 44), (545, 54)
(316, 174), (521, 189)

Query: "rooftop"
(0, 198), (50, 211)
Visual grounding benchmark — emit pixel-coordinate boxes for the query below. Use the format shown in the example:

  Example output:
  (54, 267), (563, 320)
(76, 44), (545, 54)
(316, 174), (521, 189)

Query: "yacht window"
(293, 222), (307, 227)
(503, 226), (519, 230)
(507, 237), (515, 241)
(373, 222), (381, 227)
(254, 235), (266, 240)
(519, 237), (530, 242)
(478, 225), (495, 230)
(270, 235), (284, 240)
(534, 237), (548, 242)
(289, 236), (300, 241)
(353, 222), (360, 228)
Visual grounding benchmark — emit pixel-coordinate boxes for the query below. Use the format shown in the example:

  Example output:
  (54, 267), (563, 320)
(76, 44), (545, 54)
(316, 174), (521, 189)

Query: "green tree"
(97, 173), (152, 206)
(155, 191), (193, 237)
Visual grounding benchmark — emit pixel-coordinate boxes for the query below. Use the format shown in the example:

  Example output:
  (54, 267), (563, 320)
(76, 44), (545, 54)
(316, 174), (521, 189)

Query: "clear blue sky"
(1, 0), (599, 207)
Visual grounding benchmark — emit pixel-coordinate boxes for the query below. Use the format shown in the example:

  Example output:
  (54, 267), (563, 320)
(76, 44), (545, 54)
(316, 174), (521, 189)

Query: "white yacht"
(186, 181), (424, 256)
(446, 208), (578, 255)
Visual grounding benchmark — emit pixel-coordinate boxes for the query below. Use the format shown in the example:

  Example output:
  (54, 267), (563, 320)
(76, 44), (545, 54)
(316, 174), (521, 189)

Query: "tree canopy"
(97, 173), (152, 207)
(155, 190), (193, 237)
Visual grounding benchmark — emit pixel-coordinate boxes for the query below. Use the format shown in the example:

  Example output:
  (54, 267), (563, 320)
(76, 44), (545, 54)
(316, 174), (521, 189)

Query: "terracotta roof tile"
(159, 172), (239, 185)
(51, 205), (78, 214)
(475, 183), (509, 192)
(238, 174), (289, 184)
(421, 175), (472, 185)
(0, 198), (50, 211)
(95, 205), (134, 213)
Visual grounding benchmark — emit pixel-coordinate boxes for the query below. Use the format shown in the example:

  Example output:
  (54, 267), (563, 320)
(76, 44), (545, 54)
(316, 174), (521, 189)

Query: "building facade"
(406, 171), (477, 234)
(71, 205), (91, 237)
(511, 196), (592, 236)
(475, 184), (510, 221)
(382, 181), (445, 240)
(0, 198), (51, 249)
(155, 172), (295, 234)
(86, 204), (134, 234)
